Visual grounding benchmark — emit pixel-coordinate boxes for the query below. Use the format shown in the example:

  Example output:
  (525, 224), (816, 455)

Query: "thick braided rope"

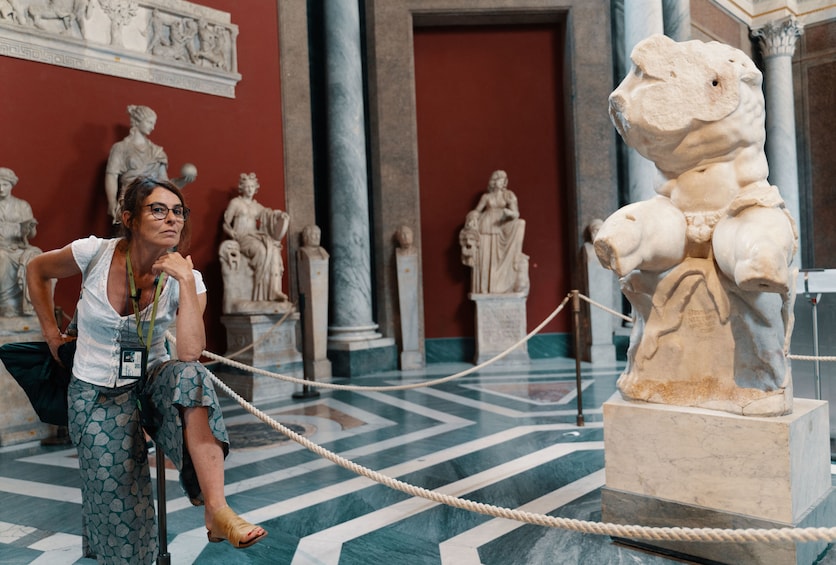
(788, 354), (836, 362)
(577, 293), (633, 323)
(580, 294), (835, 363)
(204, 373), (836, 544)
(190, 294), (571, 392)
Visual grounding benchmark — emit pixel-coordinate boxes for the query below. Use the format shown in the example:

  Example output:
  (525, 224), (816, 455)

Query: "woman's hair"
(120, 176), (191, 253)
(127, 105), (157, 128)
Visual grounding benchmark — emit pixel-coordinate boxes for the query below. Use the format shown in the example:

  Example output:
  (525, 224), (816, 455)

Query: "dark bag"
(0, 240), (107, 427)
(0, 340), (76, 426)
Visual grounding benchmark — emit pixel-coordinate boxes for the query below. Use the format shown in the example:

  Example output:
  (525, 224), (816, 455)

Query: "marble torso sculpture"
(0, 168), (41, 317)
(220, 172), (290, 314)
(460, 170), (529, 295)
(593, 34), (797, 416)
(105, 105), (196, 223)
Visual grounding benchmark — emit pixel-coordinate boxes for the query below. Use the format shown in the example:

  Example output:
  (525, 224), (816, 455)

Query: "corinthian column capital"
(752, 17), (804, 57)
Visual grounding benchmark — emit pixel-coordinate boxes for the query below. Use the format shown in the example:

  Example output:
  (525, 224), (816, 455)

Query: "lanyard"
(126, 248), (166, 351)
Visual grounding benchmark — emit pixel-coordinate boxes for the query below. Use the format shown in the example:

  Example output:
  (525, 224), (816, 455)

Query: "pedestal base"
(328, 337), (397, 377)
(400, 349), (423, 371)
(602, 396), (834, 565)
(219, 313), (303, 402)
(0, 323), (53, 446)
(471, 293), (530, 365)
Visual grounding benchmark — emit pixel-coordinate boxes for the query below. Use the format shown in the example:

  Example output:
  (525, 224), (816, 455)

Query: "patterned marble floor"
(0, 356), (833, 565)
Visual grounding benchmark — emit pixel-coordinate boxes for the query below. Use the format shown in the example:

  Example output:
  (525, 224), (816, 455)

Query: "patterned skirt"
(67, 361), (229, 565)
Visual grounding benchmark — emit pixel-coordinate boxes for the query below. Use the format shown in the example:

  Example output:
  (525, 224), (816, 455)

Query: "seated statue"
(459, 170), (529, 295)
(593, 35), (797, 416)
(0, 167), (41, 317)
(105, 104), (196, 224)
(219, 172), (290, 314)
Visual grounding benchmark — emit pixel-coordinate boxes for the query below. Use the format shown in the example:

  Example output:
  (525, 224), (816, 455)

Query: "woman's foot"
(206, 506), (267, 548)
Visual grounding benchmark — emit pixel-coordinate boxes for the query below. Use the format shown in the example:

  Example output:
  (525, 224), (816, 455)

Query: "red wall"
(414, 24), (570, 339)
(0, 1), (284, 354)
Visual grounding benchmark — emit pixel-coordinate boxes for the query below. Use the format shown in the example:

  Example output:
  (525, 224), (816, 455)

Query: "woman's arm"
(26, 245), (82, 359)
(152, 252), (206, 361)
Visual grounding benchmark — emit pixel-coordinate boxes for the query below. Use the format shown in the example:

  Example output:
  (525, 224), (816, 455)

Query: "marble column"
(752, 18), (804, 266)
(662, 0), (690, 41)
(622, 0), (664, 203)
(323, 0), (395, 376)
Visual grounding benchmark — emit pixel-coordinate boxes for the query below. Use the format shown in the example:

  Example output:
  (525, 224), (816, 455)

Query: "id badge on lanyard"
(126, 249), (167, 382)
(120, 347), (147, 381)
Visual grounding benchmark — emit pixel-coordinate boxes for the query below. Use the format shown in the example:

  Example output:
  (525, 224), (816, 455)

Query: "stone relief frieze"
(0, 0), (240, 97)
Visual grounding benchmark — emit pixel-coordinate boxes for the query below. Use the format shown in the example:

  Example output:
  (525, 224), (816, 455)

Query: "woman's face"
(240, 179), (258, 197)
(132, 187), (184, 249)
(0, 180), (12, 200)
(136, 115), (157, 136)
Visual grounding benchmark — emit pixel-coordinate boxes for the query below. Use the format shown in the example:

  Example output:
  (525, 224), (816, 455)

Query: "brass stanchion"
(571, 290), (584, 427)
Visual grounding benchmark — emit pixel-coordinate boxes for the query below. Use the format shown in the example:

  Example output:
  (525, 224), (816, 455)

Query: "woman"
(27, 177), (267, 564)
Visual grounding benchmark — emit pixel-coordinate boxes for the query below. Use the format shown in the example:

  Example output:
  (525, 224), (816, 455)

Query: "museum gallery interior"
(0, 0), (835, 564)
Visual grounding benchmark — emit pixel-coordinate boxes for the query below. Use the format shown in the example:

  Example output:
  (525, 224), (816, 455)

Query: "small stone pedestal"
(471, 293), (530, 365)
(601, 396), (836, 565)
(0, 320), (53, 445)
(396, 250), (423, 370)
(220, 312), (303, 402)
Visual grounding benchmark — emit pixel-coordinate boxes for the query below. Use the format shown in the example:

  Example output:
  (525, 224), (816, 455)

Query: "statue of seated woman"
(0, 167), (41, 317)
(219, 172), (290, 314)
(460, 170), (529, 295)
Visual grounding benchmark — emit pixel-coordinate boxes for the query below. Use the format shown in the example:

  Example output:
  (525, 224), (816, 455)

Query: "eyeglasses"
(144, 202), (190, 221)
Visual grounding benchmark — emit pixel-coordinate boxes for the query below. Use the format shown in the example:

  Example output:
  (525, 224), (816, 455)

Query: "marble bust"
(593, 34), (797, 416)
(0, 167), (41, 317)
(219, 172), (290, 314)
(299, 224), (328, 261)
(459, 170), (529, 296)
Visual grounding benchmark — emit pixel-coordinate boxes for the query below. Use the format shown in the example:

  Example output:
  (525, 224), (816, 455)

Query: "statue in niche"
(219, 173), (290, 314)
(0, 168), (41, 317)
(105, 104), (196, 224)
(459, 170), (529, 296)
(593, 34), (797, 416)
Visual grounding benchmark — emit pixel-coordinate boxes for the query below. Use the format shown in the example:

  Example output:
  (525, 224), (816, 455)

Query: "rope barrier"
(161, 293), (836, 545)
(191, 294), (572, 392)
(196, 361), (836, 544)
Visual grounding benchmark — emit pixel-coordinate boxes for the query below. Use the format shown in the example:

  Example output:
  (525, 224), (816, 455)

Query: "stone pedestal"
(471, 293), (530, 365)
(396, 250), (423, 370)
(0, 320), (54, 445)
(583, 242), (616, 364)
(219, 312), (303, 402)
(601, 396), (836, 565)
(298, 252), (332, 380)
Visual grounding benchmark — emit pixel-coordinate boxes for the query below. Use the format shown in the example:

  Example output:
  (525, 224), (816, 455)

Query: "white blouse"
(70, 236), (206, 388)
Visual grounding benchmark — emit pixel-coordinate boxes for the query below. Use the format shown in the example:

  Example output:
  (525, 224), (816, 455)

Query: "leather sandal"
(207, 506), (267, 548)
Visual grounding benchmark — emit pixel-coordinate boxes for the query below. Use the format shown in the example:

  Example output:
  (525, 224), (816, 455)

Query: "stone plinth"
(0, 321), (54, 445)
(602, 395), (835, 564)
(219, 312), (303, 402)
(396, 250), (423, 370)
(471, 293), (529, 365)
(298, 253), (332, 380)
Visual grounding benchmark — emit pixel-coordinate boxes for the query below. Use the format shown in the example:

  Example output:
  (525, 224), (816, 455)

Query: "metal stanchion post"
(156, 447), (170, 564)
(572, 290), (584, 427)
(293, 293), (320, 399)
